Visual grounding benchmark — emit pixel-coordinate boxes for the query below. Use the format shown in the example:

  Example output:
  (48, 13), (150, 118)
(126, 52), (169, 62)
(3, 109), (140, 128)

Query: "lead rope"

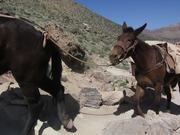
(21, 17), (112, 67)
(18, 16), (112, 67)
(0, 14), (111, 67)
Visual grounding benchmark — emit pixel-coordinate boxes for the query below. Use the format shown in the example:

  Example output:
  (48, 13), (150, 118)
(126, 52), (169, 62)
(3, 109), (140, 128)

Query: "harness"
(134, 45), (166, 75)
(118, 40), (166, 75)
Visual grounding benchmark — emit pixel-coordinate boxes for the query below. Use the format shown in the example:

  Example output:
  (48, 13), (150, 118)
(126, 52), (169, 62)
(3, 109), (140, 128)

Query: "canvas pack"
(145, 40), (180, 74)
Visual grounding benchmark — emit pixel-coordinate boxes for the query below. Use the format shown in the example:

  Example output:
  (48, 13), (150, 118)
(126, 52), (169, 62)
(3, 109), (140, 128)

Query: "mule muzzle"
(109, 54), (122, 65)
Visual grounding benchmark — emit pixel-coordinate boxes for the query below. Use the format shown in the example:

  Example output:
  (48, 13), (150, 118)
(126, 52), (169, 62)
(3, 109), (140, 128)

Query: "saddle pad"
(145, 40), (180, 74)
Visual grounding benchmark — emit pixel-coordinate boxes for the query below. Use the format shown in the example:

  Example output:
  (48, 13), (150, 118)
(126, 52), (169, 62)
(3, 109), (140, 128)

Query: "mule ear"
(134, 23), (147, 36)
(122, 22), (128, 32)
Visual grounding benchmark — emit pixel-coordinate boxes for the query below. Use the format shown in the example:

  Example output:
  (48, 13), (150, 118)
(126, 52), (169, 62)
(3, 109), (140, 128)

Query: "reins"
(138, 59), (165, 75)
(133, 43), (166, 75)
(0, 14), (111, 67)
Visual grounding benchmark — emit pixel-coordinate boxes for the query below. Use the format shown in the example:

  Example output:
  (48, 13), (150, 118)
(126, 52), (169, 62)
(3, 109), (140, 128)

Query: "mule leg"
(133, 84), (145, 117)
(164, 85), (171, 110)
(153, 83), (162, 114)
(19, 84), (43, 135)
(39, 77), (74, 130)
(177, 78), (180, 92)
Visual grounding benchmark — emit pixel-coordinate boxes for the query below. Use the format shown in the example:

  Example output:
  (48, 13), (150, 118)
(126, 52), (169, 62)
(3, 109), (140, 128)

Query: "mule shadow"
(38, 93), (80, 135)
(0, 87), (80, 135)
(114, 88), (180, 117)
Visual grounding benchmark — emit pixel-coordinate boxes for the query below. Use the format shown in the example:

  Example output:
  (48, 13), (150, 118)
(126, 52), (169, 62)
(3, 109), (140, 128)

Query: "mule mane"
(136, 38), (152, 50)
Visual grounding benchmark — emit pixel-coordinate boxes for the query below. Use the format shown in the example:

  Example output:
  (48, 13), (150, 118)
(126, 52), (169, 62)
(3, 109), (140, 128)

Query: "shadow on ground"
(38, 93), (80, 135)
(0, 87), (80, 135)
(114, 88), (180, 116)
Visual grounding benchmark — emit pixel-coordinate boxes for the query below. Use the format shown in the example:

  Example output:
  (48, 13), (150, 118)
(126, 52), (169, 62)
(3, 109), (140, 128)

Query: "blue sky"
(75, 0), (180, 30)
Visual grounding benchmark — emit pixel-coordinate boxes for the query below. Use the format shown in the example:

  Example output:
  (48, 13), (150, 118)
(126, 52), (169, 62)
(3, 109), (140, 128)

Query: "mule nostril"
(112, 55), (117, 58)
(113, 55), (118, 58)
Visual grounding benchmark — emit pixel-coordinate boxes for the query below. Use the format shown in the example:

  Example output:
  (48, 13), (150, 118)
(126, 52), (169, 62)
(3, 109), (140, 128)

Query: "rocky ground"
(0, 61), (180, 135)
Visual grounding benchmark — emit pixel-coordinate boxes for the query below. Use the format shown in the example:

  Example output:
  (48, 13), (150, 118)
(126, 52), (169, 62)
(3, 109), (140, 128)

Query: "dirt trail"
(0, 66), (179, 135)
(102, 66), (132, 77)
(34, 66), (180, 135)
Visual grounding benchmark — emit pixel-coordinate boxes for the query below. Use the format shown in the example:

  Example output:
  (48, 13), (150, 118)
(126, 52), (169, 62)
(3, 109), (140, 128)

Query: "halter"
(116, 40), (138, 62)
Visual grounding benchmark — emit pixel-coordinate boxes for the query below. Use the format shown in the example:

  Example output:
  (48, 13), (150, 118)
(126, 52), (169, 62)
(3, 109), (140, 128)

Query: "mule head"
(109, 22), (147, 65)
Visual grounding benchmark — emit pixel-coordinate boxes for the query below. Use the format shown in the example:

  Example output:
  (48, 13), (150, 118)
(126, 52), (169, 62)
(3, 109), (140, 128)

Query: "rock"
(101, 91), (123, 106)
(103, 113), (180, 135)
(123, 88), (135, 97)
(101, 83), (114, 91)
(79, 88), (102, 109)
(147, 122), (173, 135)
(147, 114), (180, 135)
(90, 72), (105, 82)
(103, 116), (149, 135)
(61, 42), (86, 72)
(44, 24), (86, 72)
(61, 75), (68, 82)
(0, 72), (16, 84)
(176, 128), (180, 134)
(0, 82), (11, 94)
(105, 75), (116, 83)
(90, 71), (116, 83)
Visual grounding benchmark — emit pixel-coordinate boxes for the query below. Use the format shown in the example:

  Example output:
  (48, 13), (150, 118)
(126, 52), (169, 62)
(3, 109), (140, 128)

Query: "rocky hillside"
(0, 0), (155, 58)
(145, 23), (180, 42)
(1, 0), (180, 71)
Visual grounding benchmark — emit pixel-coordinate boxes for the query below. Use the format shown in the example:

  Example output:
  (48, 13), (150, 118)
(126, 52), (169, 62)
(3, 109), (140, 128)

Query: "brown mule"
(0, 15), (75, 134)
(109, 22), (168, 117)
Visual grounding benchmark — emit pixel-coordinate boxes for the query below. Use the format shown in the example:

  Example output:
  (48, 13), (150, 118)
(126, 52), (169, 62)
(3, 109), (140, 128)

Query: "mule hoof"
(132, 112), (145, 118)
(138, 113), (145, 118)
(155, 110), (159, 114)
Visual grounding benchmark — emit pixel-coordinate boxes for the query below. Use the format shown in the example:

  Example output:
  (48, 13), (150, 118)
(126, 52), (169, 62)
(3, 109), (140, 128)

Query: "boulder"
(103, 113), (180, 135)
(101, 83), (114, 91)
(44, 24), (86, 72)
(90, 71), (115, 83)
(0, 72), (16, 84)
(103, 116), (149, 135)
(101, 91), (123, 106)
(90, 71), (105, 82)
(79, 88), (102, 109)
(61, 42), (86, 72)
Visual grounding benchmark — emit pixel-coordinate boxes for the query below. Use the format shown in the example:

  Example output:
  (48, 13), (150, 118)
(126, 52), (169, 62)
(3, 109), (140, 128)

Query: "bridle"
(116, 40), (138, 62)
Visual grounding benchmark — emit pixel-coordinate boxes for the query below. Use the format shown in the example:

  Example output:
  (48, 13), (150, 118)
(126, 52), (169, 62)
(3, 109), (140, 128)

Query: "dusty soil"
(0, 62), (179, 135)
(35, 64), (180, 135)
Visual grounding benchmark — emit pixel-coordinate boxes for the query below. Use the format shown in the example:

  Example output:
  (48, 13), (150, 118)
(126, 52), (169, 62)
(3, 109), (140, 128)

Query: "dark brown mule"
(0, 15), (75, 134)
(109, 22), (169, 117)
